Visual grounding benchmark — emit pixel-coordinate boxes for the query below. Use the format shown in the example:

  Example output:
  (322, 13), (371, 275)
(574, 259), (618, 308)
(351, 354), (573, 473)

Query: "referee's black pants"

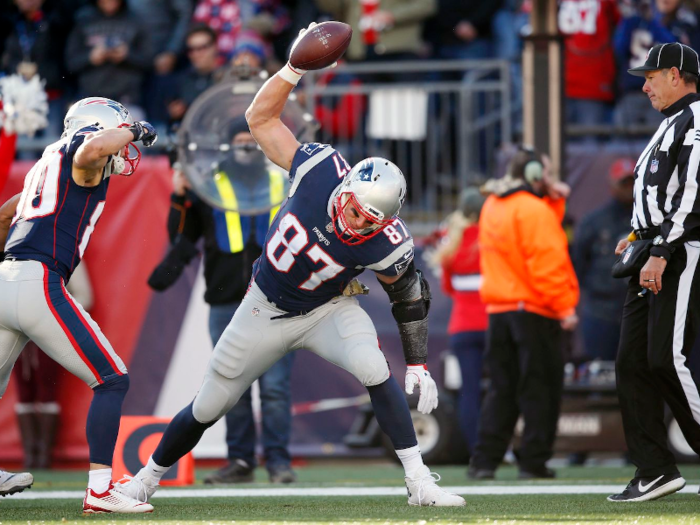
(471, 311), (563, 472)
(617, 242), (700, 478)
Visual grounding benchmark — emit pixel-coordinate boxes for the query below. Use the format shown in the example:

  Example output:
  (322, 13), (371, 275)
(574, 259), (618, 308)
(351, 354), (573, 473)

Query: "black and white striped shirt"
(632, 93), (700, 258)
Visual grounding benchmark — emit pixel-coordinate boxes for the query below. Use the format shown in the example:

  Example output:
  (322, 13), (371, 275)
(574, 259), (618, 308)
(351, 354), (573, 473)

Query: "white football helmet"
(332, 157), (407, 245)
(63, 97), (140, 176)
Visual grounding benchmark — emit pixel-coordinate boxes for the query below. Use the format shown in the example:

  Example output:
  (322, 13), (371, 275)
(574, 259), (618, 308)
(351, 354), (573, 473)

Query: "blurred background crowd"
(3, 0), (700, 140)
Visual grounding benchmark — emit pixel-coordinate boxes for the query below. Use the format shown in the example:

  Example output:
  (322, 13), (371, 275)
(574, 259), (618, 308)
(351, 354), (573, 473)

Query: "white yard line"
(9, 484), (698, 500)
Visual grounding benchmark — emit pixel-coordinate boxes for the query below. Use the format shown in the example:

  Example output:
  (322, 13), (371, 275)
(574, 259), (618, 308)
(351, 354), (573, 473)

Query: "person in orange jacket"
(468, 146), (579, 480)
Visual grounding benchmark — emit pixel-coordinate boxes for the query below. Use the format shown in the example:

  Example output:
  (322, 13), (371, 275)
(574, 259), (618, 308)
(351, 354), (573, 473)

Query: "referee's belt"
(634, 226), (661, 240)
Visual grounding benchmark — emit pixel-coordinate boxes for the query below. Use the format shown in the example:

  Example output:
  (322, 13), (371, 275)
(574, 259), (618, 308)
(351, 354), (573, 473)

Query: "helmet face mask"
(331, 157), (407, 246)
(63, 97), (140, 176)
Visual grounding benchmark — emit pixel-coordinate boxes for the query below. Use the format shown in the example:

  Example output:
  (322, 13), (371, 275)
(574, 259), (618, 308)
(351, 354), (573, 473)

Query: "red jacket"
(559, 0), (620, 101)
(441, 225), (488, 334)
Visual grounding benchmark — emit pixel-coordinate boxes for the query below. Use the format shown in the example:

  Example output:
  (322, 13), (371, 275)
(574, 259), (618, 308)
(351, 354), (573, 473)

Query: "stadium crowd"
(3, 0), (700, 144)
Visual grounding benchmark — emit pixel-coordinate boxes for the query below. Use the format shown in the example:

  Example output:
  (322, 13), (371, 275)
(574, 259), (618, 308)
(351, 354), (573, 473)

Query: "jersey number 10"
(13, 143), (106, 258)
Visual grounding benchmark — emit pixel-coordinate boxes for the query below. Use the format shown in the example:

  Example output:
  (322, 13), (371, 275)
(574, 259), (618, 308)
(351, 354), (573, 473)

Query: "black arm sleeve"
(378, 261), (432, 365)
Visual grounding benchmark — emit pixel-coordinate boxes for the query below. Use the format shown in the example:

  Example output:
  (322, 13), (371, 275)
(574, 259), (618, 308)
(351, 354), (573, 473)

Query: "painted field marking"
(9, 484), (698, 500)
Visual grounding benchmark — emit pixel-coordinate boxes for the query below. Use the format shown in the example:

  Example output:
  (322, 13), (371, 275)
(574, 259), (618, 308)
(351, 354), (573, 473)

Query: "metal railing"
(14, 59), (515, 234)
(300, 59), (514, 233)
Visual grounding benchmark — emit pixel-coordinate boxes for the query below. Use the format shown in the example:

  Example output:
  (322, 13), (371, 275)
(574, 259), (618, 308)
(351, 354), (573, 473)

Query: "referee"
(610, 43), (700, 503)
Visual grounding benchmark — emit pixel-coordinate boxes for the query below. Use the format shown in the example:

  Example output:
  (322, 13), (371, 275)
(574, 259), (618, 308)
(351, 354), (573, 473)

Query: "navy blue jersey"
(5, 126), (110, 281)
(253, 143), (414, 312)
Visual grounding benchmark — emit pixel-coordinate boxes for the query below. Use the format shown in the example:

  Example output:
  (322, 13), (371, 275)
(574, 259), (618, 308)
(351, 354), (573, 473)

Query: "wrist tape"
(278, 63), (305, 86)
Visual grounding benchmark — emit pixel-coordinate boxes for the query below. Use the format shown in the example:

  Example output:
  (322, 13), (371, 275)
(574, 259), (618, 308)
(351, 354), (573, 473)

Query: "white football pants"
(193, 281), (390, 423)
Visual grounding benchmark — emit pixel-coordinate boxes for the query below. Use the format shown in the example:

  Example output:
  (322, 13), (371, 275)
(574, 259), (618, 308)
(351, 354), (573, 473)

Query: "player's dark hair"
(186, 23), (217, 45)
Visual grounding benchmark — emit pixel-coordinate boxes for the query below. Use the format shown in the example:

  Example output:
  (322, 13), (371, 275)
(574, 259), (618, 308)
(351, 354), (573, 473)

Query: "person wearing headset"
(467, 146), (580, 480)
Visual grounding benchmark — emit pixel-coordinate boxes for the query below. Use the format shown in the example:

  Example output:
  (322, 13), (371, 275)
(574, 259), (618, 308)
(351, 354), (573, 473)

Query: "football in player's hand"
(289, 21), (352, 71)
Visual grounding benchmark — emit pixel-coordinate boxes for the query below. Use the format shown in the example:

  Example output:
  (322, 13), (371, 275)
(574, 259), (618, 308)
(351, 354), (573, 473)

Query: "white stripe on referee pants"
(673, 242), (700, 424)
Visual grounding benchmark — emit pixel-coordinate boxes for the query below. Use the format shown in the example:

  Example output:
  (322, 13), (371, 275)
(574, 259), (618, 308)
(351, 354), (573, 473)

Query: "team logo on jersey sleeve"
(301, 143), (327, 156)
(394, 248), (414, 274)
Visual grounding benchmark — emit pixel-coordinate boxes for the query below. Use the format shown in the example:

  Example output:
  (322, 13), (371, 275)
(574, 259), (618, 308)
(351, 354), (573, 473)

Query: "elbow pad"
(379, 262), (432, 365)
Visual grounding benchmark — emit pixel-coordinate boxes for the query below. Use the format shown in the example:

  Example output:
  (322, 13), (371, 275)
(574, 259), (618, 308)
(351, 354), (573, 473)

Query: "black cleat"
(518, 467), (556, 480)
(204, 459), (254, 484)
(607, 473), (686, 502)
(467, 466), (496, 480)
(268, 465), (297, 484)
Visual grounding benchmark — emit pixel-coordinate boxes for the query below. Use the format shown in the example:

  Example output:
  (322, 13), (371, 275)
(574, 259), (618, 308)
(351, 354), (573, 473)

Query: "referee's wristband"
(650, 245), (672, 261)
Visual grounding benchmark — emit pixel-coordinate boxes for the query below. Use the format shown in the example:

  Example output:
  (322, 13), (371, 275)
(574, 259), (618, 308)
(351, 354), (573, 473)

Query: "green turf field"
(2, 463), (699, 524)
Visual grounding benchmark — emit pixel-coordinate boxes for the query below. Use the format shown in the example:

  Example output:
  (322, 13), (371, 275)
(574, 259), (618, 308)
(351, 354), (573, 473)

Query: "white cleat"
(82, 482), (154, 514)
(405, 466), (466, 507)
(0, 470), (33, 496)
(113, 472), (160, 503)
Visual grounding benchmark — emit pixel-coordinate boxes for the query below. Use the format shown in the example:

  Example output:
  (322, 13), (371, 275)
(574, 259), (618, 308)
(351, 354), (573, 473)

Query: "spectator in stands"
(228, 29), (268, 77)
(559, 0), (620, 136)
(315, 0), (436, 65)
(148, 116), (296, 484)
(469, 147), (579, 480)
(2, 0), (73, 138)
(427, 0), (503, 60)
(573, 158), (635, 363)
(192, 0), (289, 63)
(613, 0), (675, 128)
(434, 187), (487, 458)
(167, 24), (221, 125)
(65, 0), (152, 119)
(654, 0), (700, 51)
(127, 0), (193, 128)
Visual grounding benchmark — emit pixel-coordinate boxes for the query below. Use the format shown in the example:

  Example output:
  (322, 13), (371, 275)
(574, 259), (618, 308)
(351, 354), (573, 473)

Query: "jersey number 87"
(266, 212), (344, 291)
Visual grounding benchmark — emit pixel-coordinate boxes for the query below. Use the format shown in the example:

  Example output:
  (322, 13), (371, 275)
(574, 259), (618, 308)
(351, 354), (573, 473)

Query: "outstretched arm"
(0, 193), (20, 252)
(245, 22), (327, 171)
(245, 74), (302, 172)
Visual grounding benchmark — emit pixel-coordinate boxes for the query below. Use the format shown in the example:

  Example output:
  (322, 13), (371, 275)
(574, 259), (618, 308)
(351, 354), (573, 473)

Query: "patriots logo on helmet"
(84, 99), (130, 122)
(356, 161), (374, 182)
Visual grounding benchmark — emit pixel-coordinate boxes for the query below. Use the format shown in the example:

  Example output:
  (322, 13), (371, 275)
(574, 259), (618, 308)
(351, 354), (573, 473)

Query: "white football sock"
(88, 467), (112, 493)
(143, 456), (170, 481)
(396, 445), (424, 478)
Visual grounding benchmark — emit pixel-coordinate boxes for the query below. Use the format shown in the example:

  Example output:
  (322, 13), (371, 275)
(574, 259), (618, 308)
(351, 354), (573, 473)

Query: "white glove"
(405, 365), (438, 415)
